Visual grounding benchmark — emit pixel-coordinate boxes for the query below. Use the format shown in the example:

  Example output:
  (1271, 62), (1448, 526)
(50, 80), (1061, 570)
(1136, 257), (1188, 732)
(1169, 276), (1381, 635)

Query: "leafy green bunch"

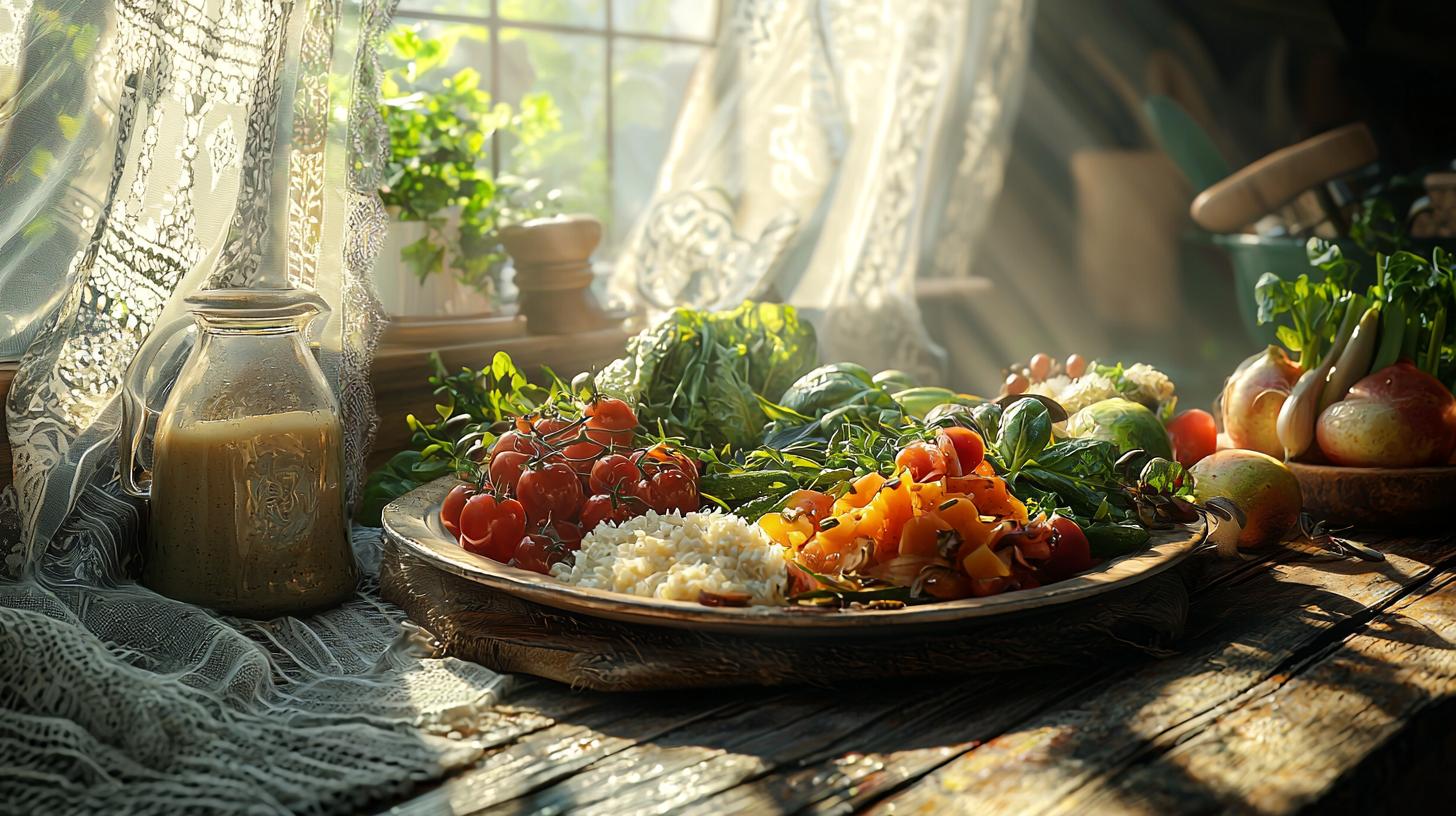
(360, 351), (564, 525)
(588, 302), (820, 449)
(1256, 239), (1454, 385)
(380, 25), (563, 295)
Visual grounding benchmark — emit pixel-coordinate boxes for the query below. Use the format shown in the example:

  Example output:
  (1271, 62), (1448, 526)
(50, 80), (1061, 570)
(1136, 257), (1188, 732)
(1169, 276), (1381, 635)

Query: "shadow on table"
(484, 541), (1456, 814)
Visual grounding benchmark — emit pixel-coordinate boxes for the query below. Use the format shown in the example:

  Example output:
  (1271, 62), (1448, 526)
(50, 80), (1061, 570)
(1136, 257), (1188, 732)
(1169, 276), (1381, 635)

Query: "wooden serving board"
(379, 539), (1200, 691)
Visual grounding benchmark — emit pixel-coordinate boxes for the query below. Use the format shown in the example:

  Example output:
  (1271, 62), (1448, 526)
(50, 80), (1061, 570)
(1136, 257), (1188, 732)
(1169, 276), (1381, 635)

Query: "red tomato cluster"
(439, 396), (701, 574)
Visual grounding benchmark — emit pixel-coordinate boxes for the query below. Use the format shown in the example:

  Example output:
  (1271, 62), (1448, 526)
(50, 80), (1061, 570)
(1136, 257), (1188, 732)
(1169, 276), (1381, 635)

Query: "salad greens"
(588, 302), (818, 449)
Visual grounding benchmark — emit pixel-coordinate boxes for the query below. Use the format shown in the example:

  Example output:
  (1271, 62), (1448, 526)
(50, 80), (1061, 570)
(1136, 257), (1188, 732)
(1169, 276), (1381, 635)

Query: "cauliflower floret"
(1122, 363), (1175, 404)
(1055, 373), (1120, 415)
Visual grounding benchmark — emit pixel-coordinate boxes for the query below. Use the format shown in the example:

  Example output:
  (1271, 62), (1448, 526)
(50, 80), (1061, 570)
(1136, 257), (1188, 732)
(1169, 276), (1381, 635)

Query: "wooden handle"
(1190, 123), (1377, 233)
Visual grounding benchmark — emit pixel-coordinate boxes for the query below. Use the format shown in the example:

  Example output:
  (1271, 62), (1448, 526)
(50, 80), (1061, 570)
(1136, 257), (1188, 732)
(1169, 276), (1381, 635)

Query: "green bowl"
(1211, 235), (1377, 346)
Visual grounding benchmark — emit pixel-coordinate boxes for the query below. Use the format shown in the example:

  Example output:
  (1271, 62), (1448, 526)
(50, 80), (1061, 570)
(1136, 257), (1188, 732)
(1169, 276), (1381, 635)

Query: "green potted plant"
(377, 25), (562, 320)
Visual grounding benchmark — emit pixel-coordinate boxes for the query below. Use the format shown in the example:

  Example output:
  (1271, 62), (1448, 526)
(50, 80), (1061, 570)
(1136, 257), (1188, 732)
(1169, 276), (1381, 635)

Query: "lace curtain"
(0, 1), (506, 813)
(611, 0), (1035, 383)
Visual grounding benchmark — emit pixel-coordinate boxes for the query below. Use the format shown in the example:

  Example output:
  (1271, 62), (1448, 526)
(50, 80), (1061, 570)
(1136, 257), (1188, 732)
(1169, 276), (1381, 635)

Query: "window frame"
(394, 1), (719, 224)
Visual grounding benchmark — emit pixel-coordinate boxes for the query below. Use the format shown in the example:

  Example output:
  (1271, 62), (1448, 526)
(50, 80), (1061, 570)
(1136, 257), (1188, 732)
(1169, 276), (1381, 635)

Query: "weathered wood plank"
(479, 549), (1287, 816)
(483, 680), (999, 816)
(380, 693), (759, 816)
(1074, 568), (1456, 814)
(684, 673), (1084, 816)
(863, 536), (1456, 815)
(478, 694), (856, 816)
(681, 549), (1294, 815)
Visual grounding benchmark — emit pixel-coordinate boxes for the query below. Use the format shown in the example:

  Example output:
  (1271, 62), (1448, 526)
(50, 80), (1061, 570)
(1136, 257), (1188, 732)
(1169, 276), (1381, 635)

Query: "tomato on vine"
(642, 467), (699, 514)
(440, 483), (476, 538)
(580, 493), (635, 533)
(589, 453), (639, 495)
(517, 459), (584, 524)
(458, 493), (527, 562)
(583, 396), (636, 450)
(488, 450), (530, 495)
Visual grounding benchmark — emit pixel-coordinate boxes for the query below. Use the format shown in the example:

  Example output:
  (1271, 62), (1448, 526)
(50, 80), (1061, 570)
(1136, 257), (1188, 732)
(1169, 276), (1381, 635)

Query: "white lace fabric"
(0, 1), (506, 813)
(611, 0), (1034, 383)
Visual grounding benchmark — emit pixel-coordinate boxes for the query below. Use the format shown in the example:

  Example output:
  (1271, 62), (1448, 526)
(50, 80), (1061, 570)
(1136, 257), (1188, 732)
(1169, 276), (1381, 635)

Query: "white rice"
(549, 511), (788, 605)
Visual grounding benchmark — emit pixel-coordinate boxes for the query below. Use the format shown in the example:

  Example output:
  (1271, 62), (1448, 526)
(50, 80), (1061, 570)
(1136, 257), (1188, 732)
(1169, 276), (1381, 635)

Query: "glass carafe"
(120, 288), (356, 617)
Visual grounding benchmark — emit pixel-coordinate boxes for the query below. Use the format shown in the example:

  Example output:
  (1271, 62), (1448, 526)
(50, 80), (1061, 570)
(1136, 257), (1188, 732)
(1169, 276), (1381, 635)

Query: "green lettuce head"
(1066, 397), (1173, 459)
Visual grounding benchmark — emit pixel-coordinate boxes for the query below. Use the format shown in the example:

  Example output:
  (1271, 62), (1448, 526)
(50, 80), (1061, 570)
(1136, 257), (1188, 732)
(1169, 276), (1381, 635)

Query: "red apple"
(1221, 346), (1301, 458)
(1316, 361), (1456, 467)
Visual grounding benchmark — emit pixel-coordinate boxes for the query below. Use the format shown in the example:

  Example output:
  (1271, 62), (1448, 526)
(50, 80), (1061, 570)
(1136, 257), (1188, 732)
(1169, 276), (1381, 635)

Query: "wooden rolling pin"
(1190, 123), (1377, 234)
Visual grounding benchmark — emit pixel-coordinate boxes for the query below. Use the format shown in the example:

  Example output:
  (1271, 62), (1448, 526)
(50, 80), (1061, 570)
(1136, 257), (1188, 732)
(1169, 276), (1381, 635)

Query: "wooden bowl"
(1286, 462), (1456, 530)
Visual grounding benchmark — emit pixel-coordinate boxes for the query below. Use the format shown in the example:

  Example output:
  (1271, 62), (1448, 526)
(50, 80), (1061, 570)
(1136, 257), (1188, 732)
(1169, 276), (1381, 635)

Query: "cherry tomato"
(1029, 353), (1053, 382)
(589, 453), (640, 495)
(783, 489), (833, 522)
(492, 430), (539, 457)
(562, 440), (606, 475)
(644, 467), (700, 514)
(458, 494), (527, 562)
(935, 432), (962, 478)
(580, 493), (635, 533)
(517, 460), (584, 524)
(1043, 515), (1092, 581)
(439, 483), (476, 539)
(583, 396), (637, 449)
(488, 450), (530, 495)
(631, 443), (696, 476)
(1166, 408), (1217, 468)
(543, 519), (583, 551)
(895, 441), (947, 483)
(940, 427), (986, 474)
(1065, 354), (1088, 379)
(511, 533), (558, 574)
(533, 415), (576, 443)
(1004, 372), (1029, 395)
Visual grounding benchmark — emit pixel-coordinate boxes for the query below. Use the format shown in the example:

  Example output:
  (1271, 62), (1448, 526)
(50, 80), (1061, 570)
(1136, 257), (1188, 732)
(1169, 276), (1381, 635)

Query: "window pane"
(613, 0), (716, 40)
(382, 19), (491, 92)
(500, 0), (606, 27)
(611, 39), (703, 249)
(496, 28), (609, 233)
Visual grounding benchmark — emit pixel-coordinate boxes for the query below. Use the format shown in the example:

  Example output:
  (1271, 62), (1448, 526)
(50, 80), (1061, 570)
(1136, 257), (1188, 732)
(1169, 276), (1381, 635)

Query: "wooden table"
(378, 531), (1456, 815)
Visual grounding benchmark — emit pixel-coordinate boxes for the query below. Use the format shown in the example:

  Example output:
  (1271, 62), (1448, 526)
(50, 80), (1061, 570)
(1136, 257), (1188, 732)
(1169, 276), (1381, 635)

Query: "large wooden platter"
(382, 477), (1207, 638)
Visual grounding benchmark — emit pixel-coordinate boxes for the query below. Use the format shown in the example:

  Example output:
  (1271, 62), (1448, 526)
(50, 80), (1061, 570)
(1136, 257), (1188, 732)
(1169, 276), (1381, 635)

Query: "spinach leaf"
(995, 398), (1052, 475)
(970, 402), (1003, 445)
(1034, 437), (1120, 475)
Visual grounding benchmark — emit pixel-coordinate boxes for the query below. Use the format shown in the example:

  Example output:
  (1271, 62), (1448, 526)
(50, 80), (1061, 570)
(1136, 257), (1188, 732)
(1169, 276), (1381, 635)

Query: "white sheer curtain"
(612, 0), (1035, 382)
(0, 2), (506, 813)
